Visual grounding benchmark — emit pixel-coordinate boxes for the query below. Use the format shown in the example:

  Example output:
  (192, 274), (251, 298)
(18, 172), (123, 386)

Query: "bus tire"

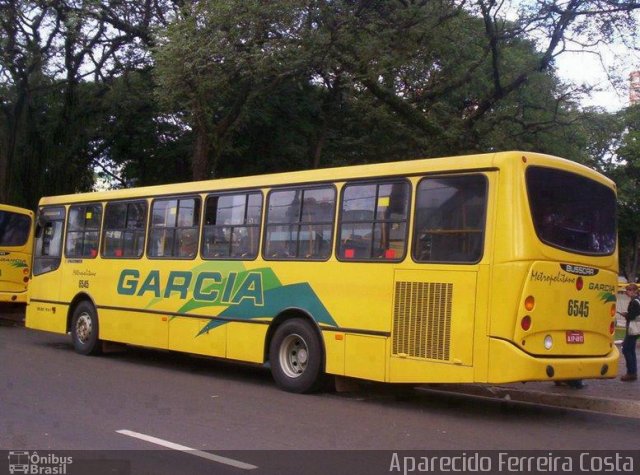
(71, 301), (101, 356)
(269, 319), (325, 393)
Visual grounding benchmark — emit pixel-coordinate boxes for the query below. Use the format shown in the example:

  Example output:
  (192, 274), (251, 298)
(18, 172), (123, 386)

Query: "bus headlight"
(544, 335), (553, 350)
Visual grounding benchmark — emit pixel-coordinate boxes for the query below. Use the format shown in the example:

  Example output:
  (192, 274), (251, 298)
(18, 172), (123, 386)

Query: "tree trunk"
(192, 116), (210, 181)
(311, 124), (327, 169)
(0, 124), (8, 203)
(0, 90), (26, 204)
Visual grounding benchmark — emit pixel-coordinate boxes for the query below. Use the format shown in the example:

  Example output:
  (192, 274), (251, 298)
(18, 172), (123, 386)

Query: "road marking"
(116, 429), (258, 470)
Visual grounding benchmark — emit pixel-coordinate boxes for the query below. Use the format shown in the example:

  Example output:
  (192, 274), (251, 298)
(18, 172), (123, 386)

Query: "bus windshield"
(526, 166), (616, 255)
(0, 210), (31, 247)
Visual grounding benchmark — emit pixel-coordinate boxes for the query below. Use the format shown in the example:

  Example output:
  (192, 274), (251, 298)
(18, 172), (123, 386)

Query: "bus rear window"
(0, 211), (31, 246)
(526, 167), (616, 255)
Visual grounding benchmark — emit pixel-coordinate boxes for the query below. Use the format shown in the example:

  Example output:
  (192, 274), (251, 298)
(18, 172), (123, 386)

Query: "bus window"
(202, 192), (262, 259)
(526, 167), (616, 255)
(102, 201), (147, 258)
(149, 197), (201, 258)
(34, 206), (65, 275)
(264, 186), (335, 260)
(338, 181), (410, 261)
(0, 211), (31, 247)
(412, 175), (487, 263)
(65, 204), (103, 258)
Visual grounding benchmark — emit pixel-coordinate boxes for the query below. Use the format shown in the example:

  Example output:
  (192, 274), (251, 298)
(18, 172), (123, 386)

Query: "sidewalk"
(424, 341), (639, 418)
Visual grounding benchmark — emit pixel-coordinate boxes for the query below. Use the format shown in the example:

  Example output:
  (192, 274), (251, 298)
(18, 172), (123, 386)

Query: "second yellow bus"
(0, 204), (34, 305)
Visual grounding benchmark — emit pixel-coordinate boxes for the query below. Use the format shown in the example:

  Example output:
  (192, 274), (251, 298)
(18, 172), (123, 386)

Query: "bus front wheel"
(269, 319), (325, 393)
(71, 301), (102, 356)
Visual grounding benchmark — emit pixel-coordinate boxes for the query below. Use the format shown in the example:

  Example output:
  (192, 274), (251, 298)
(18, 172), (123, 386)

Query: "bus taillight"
(609, 321), (615, 334)
(524, 296), (535, 311)
(610, 304), (616, 317)
(521, 316), (532, 331)
(576, 277), (583, 290)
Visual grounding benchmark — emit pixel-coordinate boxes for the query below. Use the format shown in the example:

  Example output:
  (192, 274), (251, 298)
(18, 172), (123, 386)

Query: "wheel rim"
(75, 312), (93, 344)
(279, 333), (309, 378)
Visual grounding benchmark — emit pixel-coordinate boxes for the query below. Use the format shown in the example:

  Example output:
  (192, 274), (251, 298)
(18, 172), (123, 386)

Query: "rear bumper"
(487, 337), (619, 383)
(0, 291), (27, 304)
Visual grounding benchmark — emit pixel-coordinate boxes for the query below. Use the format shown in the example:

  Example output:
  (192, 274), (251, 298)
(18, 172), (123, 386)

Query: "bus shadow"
(327, 379), (632, 426)
(106, 341), (275, 386)
(33, 331), (274, 388)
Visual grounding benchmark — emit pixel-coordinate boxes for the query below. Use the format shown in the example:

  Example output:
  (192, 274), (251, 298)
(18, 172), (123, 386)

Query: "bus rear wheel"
(71, 301), (101, 356)
(269, 319), (325, 393)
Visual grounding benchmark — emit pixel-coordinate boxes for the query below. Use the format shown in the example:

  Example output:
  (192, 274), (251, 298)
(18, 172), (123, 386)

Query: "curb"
(419, 384), (640, 419)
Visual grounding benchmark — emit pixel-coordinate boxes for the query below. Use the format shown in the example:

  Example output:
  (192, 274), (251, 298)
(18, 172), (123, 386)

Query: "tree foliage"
(0, 0), (178, 207)
(609, 105), (640, 280)
(152, 0), (640, 179)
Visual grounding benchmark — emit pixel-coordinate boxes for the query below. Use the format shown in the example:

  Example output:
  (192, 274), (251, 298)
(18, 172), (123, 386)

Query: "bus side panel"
(470, 264), (492, 383)
(226, 322), (267, 363)
(99, 308), (169, 349)
(488, 263), (530, 338)
(267, 262), (395, 379)
(168, 317), (226, 358)
(344, 334), (387, 382)
(26, 302), (68, 333)
(387, 269), (477, 383)
(323, 331), (345, 376)
(25, 273), (65, 333)
(388, 358), (475, 383)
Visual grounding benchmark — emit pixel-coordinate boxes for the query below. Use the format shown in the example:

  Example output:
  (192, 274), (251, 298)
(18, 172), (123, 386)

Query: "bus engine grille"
(393, 281), (452, 361)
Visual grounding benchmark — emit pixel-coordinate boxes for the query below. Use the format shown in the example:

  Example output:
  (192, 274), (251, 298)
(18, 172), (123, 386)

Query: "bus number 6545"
(567, 299), (589, 317)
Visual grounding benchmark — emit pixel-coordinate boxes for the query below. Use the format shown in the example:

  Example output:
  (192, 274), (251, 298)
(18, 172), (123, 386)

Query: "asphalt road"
(2, 320), (638, 474)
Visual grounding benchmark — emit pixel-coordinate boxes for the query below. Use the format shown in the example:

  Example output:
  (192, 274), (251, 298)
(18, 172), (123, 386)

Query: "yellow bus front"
(487, 154), (619, 382)
(0, 205), (34, 304)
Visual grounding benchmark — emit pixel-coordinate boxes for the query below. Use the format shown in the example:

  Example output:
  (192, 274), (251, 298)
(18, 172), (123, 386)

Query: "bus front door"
(25, 207), (66, 333)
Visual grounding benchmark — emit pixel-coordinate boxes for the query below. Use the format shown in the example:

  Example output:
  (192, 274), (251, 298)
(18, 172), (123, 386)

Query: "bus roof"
(0, 203), (34, 217)
(37, 151), (614, 206)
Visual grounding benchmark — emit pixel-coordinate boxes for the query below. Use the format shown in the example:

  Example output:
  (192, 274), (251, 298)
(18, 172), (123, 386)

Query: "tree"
(154, 0), (317, 180)
(154, 0), (640, 182)
(613, 105), (640, 281)
(0, 0), (177, 207)
(97, 69), (193, 187)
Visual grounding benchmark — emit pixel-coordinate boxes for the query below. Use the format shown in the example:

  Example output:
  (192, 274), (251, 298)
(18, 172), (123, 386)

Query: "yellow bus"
(0, 204), (34, 305)
(26, 151), (619, 392)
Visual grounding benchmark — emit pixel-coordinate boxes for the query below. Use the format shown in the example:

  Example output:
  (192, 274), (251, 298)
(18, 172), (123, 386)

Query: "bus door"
(390, 173), (489, 379)
(26, 206), (66, 332)
(0, 206), (33, 304)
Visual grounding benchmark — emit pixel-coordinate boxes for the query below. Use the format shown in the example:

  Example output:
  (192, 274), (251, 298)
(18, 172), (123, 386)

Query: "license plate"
(566, 331), (584, 344)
